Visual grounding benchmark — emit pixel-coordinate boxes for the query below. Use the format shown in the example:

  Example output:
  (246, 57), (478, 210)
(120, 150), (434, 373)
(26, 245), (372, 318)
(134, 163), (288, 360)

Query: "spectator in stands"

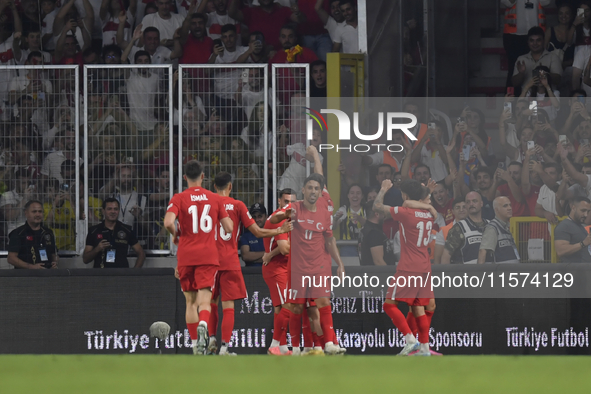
(20, 0), (42, 33)
(374, 164), (393, 188)
(245, 31), (276, 63)
(9, 51), (52, 103)
(411, 121), (449, 182)
(441, 192), (488, 265)
(5, 139), (40, 180)
(41, 0), (58, 51)
(358, 200), (393, 266)
(99, 166), (144, 231)
(392, 172), (402, 188)
(332, 0), (358, 54)
(520, 65), (561, 121)
(7, 199), (58, 269)
(534, 161), (560, 223)
(240, 101), (272, 158)
(545, 3), (574, 76)
(52, 0), (94, 59)
(477, 196), (520, 264)
(145, 166), (174, 250)
(495, 161), (537, 217)
(555, 195), (591, 262)
(296, 0), (332, 61)
(227, 138), (261, 206)
(141, 0), (184, 47)
(0, 1), (21, 103)
(412, 163), (431, 185)
(196, 0), (241, 42)
(362, 130), (412, 177)
(209, 24), (251, 128)
(229, 0), (304, 50)
(1, 169), (37, 236)
(121, 48), (161, 132)
(13, 30), (51, 65)
(41, 129), (77, 184)
(236, 68), (265, 121)
(310, 60), (327, 97)
(572, 1), (591, 90)
(513, 27), (562, 92)
(239, 203), (268, 266)
(42, 180), (76, 251)
(335, 183), (365, 240)
(366, 185), (379, 202)
(469, 167), (496, 220)
(314, 0), (345, 47)
(277, 126), (323, 193)
(432, 181), (454, 225)
(559, 90), (590, 136)
(179, 12), (213, 65)
(83, 197), (146, 268)
(101, 0), (137, 46)
(433, 197), (467, 264)
(502, 0), (551, 91)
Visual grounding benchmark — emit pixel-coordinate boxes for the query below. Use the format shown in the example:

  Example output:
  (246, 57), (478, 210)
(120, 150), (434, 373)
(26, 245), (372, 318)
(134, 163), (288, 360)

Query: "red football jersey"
(389, 207), (434, 273)
(216, 196), (255, 271)
(286, 200), (333, 274)
(263, 208), (290, 267)
(167, 187), (229, 267)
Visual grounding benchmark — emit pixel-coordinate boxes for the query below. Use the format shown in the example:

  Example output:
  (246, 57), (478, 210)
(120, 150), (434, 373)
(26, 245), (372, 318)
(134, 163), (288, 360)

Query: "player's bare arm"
(164, 211), (178, 237)
(402, 200), (438, 220)
(325, 236), (346, 278)
(307, 145), (323, 176)
(373, 180), (394, 217)
(262, 238), (290, 265)
(269, 209), (294, 224)
(221, 216), (233, 234)
(248, 220), (293, 238)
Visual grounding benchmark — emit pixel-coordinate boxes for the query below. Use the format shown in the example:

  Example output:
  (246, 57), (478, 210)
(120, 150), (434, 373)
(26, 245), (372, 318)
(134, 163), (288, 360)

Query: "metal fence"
(0, 65), (80, 256)
(0, 63), (312, 258)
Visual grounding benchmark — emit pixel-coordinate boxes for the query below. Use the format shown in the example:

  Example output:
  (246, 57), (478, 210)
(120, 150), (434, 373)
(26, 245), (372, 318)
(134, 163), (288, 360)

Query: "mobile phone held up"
(462, 145), (471, 161)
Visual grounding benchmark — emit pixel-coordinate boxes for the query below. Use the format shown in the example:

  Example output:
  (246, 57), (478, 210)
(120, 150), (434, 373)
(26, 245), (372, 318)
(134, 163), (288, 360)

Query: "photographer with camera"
(83, 197), (145, 268)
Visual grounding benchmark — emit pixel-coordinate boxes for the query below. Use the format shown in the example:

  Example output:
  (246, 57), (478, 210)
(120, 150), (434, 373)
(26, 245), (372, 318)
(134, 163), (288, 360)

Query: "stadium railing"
(510, 216), (568, 264)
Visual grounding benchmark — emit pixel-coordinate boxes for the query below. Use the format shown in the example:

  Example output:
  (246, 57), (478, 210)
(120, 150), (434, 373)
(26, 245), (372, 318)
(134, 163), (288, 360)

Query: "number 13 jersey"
(390, 207), (434, 273)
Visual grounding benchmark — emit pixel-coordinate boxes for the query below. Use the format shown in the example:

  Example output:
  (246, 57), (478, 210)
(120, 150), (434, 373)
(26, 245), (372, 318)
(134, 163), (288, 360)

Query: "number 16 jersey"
(167, 187), (229, 266)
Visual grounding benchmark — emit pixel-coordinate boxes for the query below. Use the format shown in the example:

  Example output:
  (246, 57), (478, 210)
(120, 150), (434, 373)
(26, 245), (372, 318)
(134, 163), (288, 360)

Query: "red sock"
(317, 334), (326, 348)
(312, 332), (320, 347)
(221, 308), (234, 343)
(279, 308), (290, 346)
(290, 312), (302, 347)
(198, 310), (210, 326)
(416, 314), (430, 344)
(407, 311), (418, 337)
(425, 310), (434, 327)
(273, 312), (282, 342)
(302, 309), (313, 347)
(209, 304), (218, 337)
(318, 306), (335, 344)
(383, 303), (411, 335)
(187, 322), (199, 340)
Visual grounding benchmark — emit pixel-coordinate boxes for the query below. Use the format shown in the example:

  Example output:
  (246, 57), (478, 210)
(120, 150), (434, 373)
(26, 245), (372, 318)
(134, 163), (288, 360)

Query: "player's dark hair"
(184, 160), (203, 180)
(278, 188), (297, 198)
(303, 173), (325, 188)
(221, 24), (236, 35)
(399, 179), (424, 201)
(214, 171), (232, 190)
(102, 197), (120, 210)
(24, 200), (43, 211)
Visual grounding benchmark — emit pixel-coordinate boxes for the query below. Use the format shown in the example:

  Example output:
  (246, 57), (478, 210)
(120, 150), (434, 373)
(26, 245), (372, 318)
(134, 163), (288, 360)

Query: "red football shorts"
(211, 269), (248, 301)
(178, 265), (218, 292)
(263, 263), (288, 307)
(287, 270), (332, 304)
(386, 271), (434, 306)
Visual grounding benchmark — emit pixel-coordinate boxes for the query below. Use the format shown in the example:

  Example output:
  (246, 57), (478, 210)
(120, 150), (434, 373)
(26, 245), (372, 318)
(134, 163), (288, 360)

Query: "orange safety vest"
(504, 2), (546, 34)
(441, 221), (454, 241)
(411, 123), (429, 147)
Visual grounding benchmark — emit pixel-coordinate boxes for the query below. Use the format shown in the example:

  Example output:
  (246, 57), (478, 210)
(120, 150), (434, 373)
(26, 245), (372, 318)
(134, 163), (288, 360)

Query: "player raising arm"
(373, 179), (437, 356)
(208, 172), (292, 355)
(163, 161), (233, 355)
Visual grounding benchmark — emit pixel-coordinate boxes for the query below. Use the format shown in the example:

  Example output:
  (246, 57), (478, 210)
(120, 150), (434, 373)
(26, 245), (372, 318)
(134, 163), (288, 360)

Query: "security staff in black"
(478, 196), (520, 264)
(7, 200), (58, 269)
(447, 217), (489, 264)
(83, 198), (146, 268)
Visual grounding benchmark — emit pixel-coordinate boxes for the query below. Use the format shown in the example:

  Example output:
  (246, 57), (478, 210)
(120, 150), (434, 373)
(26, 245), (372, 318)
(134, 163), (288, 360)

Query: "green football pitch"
(2, 355), (590, 393)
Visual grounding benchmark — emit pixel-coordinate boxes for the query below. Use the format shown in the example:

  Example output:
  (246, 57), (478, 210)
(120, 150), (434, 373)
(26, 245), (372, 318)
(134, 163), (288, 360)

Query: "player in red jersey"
(262, 188), (297, 355)
(207, 172), (292, 356)
(164, 161), (233, 355)
(373, 178), (438, 356)
(271, 173), (346, 355)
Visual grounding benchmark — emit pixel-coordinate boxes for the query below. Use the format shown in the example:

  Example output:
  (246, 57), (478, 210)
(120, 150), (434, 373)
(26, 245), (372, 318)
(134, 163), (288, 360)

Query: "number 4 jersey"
(167, 187), (229, 266)
(390, 206), (434, 273)
(216, 196), (255, 270)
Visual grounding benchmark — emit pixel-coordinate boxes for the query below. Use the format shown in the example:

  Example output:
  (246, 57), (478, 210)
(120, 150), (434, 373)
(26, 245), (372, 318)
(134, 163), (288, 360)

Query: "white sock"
(303, 347), (312, 352)
(270, 339), (280, 348)
(325, 341), (334, 347)
(420, 343), (429, 352)
(192, 339), (198, 347)
(405, 334), (417, 344)
(279, 345), (289, 354)
(198, 320), (208, 329)
(210, 335), (216, 343)
(220, 344), (228, 352)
